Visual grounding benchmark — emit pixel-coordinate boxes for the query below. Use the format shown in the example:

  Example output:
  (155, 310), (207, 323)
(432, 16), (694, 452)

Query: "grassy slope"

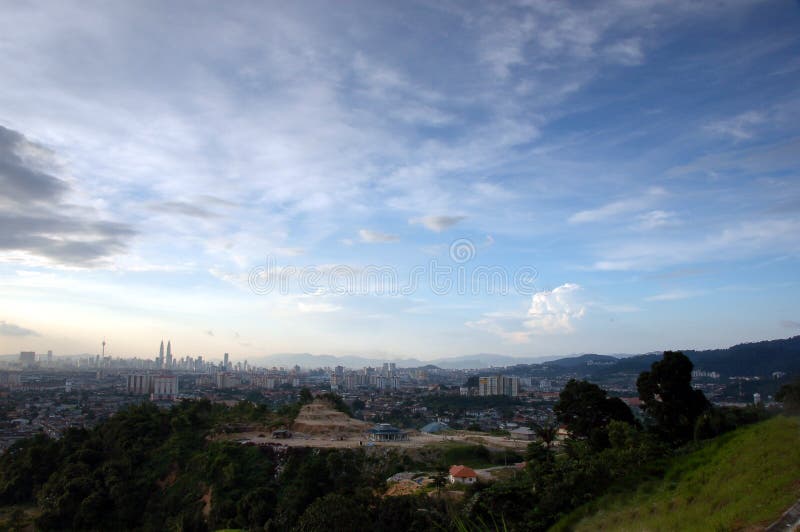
(558, 416), (800, 531)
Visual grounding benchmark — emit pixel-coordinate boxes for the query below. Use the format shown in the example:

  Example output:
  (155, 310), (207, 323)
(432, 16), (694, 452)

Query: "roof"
(368, 423), (404, 434)
(449, 465), (477, 478)
(420, 421), (449, 433)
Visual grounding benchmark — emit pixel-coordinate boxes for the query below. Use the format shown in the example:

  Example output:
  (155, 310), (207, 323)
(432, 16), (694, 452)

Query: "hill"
(291, 399), (371, 436)
(543, 353), (619, 369)
(589, 336), (800, 379)
(556, 416), (800, 531)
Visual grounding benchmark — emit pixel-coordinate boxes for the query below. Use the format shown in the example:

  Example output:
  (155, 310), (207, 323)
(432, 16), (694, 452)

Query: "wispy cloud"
(359, 229), (399, 243)
(636, 210), (678, 230)
(409, 215), (466, 232)
(645, 289), (706, 302)
(569, 187), (667, 224)
(706, 111), (765, 140)
(588, 217), (800, 271)
(0, 320), (39, 337)
(297, 301), (341, 313)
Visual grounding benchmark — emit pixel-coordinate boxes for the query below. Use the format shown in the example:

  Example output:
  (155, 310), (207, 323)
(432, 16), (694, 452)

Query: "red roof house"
(448, 464), (478, 484)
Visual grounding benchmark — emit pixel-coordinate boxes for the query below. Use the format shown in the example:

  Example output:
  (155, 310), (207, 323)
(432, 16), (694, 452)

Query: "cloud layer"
(0, 125), (135, 266)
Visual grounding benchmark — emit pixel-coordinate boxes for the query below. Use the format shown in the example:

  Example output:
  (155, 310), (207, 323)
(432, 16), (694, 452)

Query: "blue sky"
(0, 0), (799, 361)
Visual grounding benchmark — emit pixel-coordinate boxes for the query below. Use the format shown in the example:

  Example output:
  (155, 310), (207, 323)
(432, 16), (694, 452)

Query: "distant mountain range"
(253, 337), (800, 375)
(249, 352), (547, 370)
(4, 336), (799, 376)
(549, 336), (800, 379)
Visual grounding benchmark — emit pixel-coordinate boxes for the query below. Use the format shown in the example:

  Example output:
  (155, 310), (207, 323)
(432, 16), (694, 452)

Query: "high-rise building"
(223, 352), (229, 371)
(502, 376), (520, 397)
(126, 373), (154, 395)
(19, 351), (36, 367)
(478, 376), (499, 396)
(166, 341), (172, 368)
(478, 375), (519, 397)
(152, 374), (178, 400)
(158, 340), (165, 367)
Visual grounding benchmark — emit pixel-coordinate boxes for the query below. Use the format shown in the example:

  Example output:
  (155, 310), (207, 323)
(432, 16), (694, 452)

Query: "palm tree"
(533, 418), (558, 449)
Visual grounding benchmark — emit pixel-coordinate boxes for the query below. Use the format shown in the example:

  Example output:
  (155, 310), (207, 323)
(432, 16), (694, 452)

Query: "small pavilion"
(367, 423), (409, 442)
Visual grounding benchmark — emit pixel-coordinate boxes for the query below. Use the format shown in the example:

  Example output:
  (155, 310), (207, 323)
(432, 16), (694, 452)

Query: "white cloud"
(466, 317), (532, 344)
(603, 37), (645, 65)
(525, 283), (585, 333)
(588, 217), (800, 271)
(466, 310), (533, 344)
(706, 111), (765, 140)
(0, 320), (39, 337)
(274, 247), (305, 257)
(409, 215), (466, 232)
(637, 210), (678, 230)
(569, 187), (667, 224)
(297, 301), (341, 313)
(645, 290), (706, 302)
(358, 229), (399, 243)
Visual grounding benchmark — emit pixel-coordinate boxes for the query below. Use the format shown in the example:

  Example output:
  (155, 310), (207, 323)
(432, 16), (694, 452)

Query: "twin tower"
(157, 340), (173, 368)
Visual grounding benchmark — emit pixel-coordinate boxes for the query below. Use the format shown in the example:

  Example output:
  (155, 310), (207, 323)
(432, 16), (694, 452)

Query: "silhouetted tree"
(555, 379), (636, 449)
(776, 378), (800, 415)
(637, 351), (710, 445)
(532, 418), (559, 449)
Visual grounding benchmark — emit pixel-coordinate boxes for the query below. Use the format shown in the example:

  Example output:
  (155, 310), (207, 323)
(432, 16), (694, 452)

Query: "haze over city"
(1, 1), (799, 362)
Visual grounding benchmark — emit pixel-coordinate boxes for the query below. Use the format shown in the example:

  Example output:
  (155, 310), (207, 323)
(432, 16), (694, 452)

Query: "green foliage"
(637, 351), (710, 445)
(0, 398), (433, 531)
(555, 379), (636, 450)
(693, 404), (770, 441)
(293, 492), (371, 532)
(777, 378), (800, 414)
(317, 392), (352, 416)
(560, 416), (800, 531)
(0, 378), (784, 532)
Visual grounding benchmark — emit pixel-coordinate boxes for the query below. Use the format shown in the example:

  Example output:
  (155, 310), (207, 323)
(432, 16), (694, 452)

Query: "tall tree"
(776, 378), (800, 415)
(637, 351), (710, 445)
(555, 379), (636, 449)
(533, 419), (559, 449)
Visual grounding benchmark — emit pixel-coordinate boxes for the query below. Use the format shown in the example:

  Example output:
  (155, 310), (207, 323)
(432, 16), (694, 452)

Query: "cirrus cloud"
(409, 215), (466, 232)
(358, 229), (399, 243)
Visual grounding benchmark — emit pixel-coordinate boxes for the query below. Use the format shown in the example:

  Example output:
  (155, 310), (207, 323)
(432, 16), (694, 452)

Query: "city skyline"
(1, 1), (800, 360)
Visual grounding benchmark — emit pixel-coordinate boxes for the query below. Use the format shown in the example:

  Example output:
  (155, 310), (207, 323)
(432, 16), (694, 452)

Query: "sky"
(1, 0), (799, 362)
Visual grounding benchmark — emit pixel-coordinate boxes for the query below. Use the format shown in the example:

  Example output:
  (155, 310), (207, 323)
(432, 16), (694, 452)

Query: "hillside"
(586, 336), (800, 379)
(291, 399), (371, 436)
(557, 416), (800, 531)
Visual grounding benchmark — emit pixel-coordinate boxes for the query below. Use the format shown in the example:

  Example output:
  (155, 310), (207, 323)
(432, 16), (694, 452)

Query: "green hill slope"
(558, 416), (800, 531)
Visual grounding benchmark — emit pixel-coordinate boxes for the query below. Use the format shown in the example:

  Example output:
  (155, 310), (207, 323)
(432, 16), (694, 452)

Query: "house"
(509, 426), (537, 441)
(448, 464), (478, 484)
(555, 425), (571, 444)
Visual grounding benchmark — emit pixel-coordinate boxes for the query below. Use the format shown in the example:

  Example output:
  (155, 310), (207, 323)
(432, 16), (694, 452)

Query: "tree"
(293, 492), (371, 532)
(299, 387), (313, 404)
(432, 466), (448, 495)
(532, 418), (558, 449)
(555, 379), (636, 449)
(776, 378), (800, 415)
(637, 351), (710, 445)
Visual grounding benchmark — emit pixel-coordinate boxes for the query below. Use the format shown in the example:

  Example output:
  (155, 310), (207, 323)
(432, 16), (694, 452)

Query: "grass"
(556, 416), (800, 531)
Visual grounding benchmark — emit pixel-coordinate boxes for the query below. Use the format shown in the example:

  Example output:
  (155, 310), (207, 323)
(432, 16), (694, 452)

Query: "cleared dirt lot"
(219, 428), (531, 451)
(215, 400), (534, 451)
